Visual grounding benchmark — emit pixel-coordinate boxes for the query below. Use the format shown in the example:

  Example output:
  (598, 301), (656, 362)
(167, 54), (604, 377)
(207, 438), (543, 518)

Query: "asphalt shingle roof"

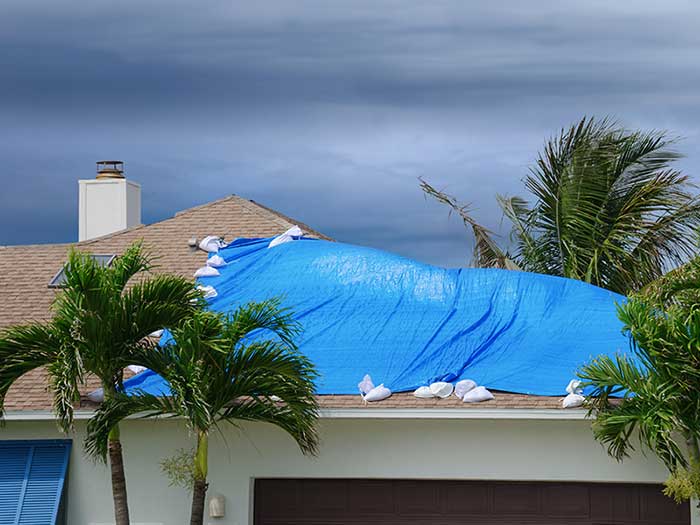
(1, 194), (569, 413)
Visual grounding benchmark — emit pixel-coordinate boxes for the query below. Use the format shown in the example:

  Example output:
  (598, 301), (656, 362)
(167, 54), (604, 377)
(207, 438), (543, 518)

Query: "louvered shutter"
(0, 441), (71, 525)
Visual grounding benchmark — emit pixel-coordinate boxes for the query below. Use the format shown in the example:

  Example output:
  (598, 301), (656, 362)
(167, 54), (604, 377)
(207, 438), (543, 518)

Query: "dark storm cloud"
(2, 1), (700, 266)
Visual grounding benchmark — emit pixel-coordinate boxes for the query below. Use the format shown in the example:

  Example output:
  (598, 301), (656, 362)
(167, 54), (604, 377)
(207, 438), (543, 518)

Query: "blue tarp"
(125, 237), (630, 397)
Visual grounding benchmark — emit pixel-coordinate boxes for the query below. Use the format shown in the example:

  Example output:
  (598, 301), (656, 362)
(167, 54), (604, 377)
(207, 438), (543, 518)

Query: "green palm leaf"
(84, 303), (319, 525)
(0, 241), (202, 525)
(581, 258), (700, 497)
(419, 177), (519, 269)
(421, 117), (700, 294)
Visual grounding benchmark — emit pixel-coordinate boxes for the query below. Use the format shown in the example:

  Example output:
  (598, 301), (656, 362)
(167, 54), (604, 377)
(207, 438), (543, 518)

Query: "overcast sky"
(2, 1), (700, 266)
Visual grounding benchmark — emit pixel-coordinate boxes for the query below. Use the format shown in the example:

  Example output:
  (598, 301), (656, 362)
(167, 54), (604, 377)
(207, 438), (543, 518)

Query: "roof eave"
(3, 407), (588, 422)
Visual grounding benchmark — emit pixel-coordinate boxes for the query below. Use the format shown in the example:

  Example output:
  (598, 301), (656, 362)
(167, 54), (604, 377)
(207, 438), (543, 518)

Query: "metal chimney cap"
(96, 160), (125, 179)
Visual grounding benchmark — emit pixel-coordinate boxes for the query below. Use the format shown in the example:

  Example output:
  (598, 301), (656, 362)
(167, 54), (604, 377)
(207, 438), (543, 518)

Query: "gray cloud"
(2, 0), (700, 266)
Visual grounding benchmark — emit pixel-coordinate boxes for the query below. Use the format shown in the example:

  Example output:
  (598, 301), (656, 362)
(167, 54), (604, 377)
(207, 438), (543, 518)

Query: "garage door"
(254, 479), (689, 525)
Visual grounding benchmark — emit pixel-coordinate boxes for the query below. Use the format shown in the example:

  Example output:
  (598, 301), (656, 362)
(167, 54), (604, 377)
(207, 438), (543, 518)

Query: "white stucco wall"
(2, 416), (696, 525)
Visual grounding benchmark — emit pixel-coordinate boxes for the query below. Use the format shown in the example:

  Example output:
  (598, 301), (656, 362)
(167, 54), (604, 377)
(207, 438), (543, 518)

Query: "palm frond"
(109, 242), (153, 290)
(0, 324), (59, 419)
(47, 345), (84, 432)
(224, 298), (301, 349)
(116, 275), (202, 343)
(590, 378), (686, 470)
(419, 177), (518, 269)
(639, 255), (700, 309)
(578, 353), (648, 410)
(85, 392), (177, 461)
(105, 301), (321, 459)
(581, 270), (700, 478)
(222, 397), (319, 455)
(217, 340), (318, 408)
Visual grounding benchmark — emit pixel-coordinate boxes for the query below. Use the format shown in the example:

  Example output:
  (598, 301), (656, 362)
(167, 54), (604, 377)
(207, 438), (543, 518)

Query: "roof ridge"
(237, 198), (297, 230)
(1, 196), (240, 249)
(245, 199), (333, 240)
(173, 194), (239, 216)
(77, 195), (243, 245)
(0, 194), (330, 249)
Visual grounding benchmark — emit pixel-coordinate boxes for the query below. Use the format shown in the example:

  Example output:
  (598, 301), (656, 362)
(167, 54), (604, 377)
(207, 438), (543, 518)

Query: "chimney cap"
(96, 160), (124, 179)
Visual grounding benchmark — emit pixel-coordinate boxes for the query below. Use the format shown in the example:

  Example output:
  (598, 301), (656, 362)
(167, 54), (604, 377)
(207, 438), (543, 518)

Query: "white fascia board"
(5, 408), (588, 422)
(3, 410), (96, 421)
(319, 408), (588, 420)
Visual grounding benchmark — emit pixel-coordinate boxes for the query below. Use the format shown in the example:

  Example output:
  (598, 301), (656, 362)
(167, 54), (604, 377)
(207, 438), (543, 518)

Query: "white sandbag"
(87, 388), (104, 403)
(454, 379), (477, 399)
(149, 329), (164, 338)
(199, 235), (226, 253)
(566, 379), (583, 395)
(127, 365), (147, 374)
(462, 386), (494, 403)
(363, 384), (392, 402)
(358, 374), (375, 395)
(429, 381), (454, 399)
(196, 285), (218, 299)
(269, 226), (304, 249)
(207, 254), (227, 268)
(562, 393), (585, 409)
(194, 266), (220, 278)
(413, 386), (434, 398)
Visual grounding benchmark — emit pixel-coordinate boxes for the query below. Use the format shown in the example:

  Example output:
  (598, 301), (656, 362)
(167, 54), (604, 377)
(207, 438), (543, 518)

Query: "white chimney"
(78, 161), (141, 241)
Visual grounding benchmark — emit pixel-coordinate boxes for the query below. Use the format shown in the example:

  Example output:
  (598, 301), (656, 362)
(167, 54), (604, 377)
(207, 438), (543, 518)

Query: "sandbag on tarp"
(125, 237), (629, 396)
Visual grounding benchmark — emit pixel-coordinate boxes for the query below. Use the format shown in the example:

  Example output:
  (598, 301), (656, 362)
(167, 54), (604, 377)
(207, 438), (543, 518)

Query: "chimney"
(78, 161), (142, 241)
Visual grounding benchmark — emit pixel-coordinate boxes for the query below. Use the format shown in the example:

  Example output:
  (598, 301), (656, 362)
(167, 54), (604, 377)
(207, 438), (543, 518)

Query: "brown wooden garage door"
(254, 479), (689, 525)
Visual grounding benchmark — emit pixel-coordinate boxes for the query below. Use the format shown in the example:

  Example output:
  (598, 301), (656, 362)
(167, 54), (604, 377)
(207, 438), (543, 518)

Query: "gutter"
(5, 408), (589, 422)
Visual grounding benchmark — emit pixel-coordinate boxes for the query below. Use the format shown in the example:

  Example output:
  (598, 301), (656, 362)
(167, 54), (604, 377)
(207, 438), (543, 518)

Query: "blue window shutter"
(0, 440), (71, 525)
(0, 444), (30, 525)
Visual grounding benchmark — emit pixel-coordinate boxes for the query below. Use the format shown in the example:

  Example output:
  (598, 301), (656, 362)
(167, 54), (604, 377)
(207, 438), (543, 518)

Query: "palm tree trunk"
(190, 478), (208, 525)
(108, 424), (130, 525)
(190, 430), (209, 525)
(104, 379), (129, 525)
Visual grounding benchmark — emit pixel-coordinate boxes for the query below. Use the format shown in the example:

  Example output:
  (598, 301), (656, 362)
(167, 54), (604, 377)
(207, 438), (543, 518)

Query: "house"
(0, 163), (693, 525)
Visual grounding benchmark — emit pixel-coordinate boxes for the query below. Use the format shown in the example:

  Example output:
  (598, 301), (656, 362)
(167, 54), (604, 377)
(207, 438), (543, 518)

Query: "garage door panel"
(589, 485), (641, 522)
(254, 478), (300, 518)
(611, 485), (640, 521)
(346, 480), (396, 515)
(444, 482), (490, 514)
(544, 484), (590, 517)
(254, 479), (689, 525)
(396, 481), (442, 515)
(639, 484), (687, 522)
(493, 483), (540, 515)
(301, 479), (348, 517)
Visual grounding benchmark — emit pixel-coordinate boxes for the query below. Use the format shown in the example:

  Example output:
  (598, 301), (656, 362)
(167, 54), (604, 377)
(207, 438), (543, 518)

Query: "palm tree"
(0, 243), (200, 525)
(579, 256), (700, 501)
(84, 302), (320, 525)
(421, 117), (700, 294)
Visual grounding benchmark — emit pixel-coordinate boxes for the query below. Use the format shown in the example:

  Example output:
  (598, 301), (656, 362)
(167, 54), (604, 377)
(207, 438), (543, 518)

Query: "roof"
(4, 372), (564, 413)
(0, 195), (329, 330)
(2, 195), (328, 413)
(1, 194), (575, 415)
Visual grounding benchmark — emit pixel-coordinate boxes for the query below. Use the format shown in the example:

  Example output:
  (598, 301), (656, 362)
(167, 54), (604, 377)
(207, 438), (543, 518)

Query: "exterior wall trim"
(319, 407), (588, 420)
(3, 407), (588, 421)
